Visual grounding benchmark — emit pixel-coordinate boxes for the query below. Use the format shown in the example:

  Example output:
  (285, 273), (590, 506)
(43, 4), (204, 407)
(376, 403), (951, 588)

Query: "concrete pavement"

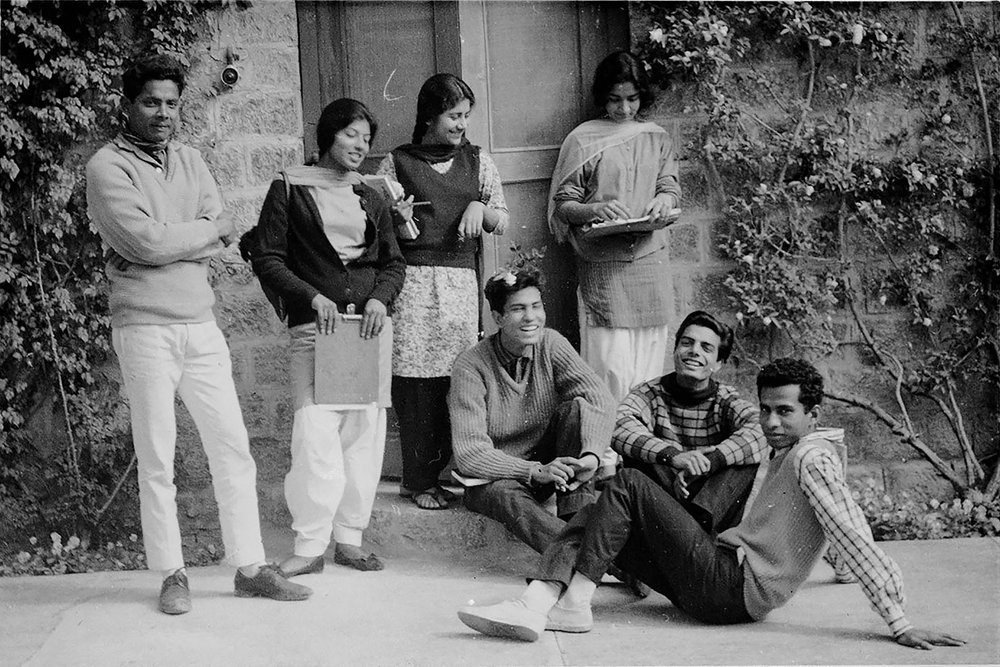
(1, 491), (998, 666)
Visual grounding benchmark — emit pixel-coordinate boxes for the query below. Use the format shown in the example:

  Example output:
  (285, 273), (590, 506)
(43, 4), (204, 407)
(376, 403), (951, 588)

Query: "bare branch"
(825, 388), (967, 494)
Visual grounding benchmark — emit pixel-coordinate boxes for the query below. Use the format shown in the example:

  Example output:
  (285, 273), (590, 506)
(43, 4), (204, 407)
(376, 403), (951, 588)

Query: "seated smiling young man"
(448, 269), (615, 553)
(613, 310), (766, 534)
(457, 358), (965, 652)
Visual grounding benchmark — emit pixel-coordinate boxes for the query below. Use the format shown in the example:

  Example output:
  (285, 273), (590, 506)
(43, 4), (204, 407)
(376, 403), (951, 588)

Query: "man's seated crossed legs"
(449, 269), (616, 553)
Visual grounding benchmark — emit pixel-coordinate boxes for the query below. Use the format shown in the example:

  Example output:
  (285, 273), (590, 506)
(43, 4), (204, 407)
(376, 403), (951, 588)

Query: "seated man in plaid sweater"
(612, 310), (766, 534)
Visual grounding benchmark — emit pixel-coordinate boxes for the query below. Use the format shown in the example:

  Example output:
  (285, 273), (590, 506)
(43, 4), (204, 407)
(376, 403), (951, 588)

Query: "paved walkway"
(2, 534), (997, 666)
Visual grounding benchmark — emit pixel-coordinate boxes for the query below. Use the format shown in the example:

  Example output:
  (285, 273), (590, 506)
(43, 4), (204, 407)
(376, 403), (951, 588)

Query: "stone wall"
(159, 2), (990, 547)
(630, 2), (997, 501)
(168, 0), (305, 537)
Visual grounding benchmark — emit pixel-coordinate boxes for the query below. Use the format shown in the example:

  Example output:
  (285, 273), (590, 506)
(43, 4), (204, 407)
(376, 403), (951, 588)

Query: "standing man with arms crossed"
(86, 54), (311, 614)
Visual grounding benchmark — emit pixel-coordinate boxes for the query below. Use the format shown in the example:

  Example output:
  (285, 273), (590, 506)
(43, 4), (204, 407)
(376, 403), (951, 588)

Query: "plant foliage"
(0, 0), (235, 554)
(636, 1), (999, 498)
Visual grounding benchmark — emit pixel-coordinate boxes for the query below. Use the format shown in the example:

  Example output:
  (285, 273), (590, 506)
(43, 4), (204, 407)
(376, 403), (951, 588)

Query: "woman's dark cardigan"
(251, 179), (406, 328)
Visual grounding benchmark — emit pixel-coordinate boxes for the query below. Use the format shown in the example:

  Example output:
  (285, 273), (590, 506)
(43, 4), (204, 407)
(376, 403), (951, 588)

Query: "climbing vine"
(636, 1), (999, 498)
(0, 0), (240, 552)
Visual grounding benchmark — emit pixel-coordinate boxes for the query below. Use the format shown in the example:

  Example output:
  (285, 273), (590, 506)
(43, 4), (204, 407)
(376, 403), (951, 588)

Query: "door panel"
(297, 1), (460, 169)
(296, 0), (629, 479)
(459, 0), (629, 340)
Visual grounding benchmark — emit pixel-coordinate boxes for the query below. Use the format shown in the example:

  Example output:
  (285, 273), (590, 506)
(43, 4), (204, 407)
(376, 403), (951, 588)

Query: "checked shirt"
(794, 439), (910, 635)
(612, 374), (766, 472)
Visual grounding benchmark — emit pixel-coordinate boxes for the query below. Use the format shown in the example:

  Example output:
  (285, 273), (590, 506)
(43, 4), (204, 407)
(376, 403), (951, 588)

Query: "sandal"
(412, 488), (449, 510)
(435, 485), (458, 502)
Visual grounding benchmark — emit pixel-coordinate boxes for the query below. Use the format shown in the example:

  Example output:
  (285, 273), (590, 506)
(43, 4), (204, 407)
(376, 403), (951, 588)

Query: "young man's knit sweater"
(86, 136), (226, 326)
(613, 373), (766, 473)
(449, 329), (615, 483)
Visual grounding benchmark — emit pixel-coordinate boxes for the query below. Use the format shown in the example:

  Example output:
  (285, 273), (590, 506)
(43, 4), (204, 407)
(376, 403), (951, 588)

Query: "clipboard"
(314, 315), (392, 406)
(581, 209), (682, 237)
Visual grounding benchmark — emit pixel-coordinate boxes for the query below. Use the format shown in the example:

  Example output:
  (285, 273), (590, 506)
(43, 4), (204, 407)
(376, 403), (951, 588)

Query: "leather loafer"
(159, 569), (191, 615)
(278, 555), (325, 578)
(333, 550), (384, 571)
(234, 564), (312, 601)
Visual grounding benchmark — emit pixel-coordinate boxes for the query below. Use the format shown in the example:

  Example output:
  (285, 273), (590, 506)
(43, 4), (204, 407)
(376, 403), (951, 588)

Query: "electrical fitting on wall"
(218, 46), (241, 89)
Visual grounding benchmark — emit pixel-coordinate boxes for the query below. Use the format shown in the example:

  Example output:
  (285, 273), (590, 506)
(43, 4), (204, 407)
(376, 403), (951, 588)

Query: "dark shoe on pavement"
(278, 555), (325, 578)
(234, 564), (312, 601)
(333, 549), (384, 571)
(159, 570), (191, 615)
(458, 599), (547, 642)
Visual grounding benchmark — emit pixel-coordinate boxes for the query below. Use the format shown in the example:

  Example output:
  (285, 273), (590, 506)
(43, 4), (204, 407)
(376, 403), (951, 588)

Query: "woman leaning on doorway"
(548, 51), (682, 480)
(378, 73), (509, 510)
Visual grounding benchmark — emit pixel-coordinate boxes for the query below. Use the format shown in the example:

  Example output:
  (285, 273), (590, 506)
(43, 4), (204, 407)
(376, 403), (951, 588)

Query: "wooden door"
(296, 0), (629, 478)
(457, 1), (628, 340)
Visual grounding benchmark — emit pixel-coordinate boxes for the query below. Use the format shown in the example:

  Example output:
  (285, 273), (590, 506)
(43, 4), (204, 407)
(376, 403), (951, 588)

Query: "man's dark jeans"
(623, 459), (758, 536)
(532, 468), (752, 624)
(464, 397), (597, 554)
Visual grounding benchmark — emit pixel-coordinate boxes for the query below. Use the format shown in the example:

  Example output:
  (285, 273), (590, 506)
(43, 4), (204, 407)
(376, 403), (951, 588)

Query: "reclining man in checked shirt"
(457, 358), (966, 650)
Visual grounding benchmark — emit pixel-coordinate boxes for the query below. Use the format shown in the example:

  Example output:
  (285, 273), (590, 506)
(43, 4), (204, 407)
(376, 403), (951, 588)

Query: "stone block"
(846, 463), (887, 497)
(668, 223), (700, 263)
(218, 94), (300, 137)
(678, 163), (711, 209)
(223, 191), (271, 237)
(178, 92), (214, 147)
(202, 141), (248, 190)
(690, 270), (732, 313)
(233, 46), (301, 90)
(249, 141), (303, 187)
(229, 344), (251, 387)
(274, 392), (295, 435)
(884, 460), (957, 502)
(249, 436), (290, 485)
(252, 343), (291, 386)
(215, 1), (298, 45)
(239, 390), (275, 438)
(215, 288), (284, 340)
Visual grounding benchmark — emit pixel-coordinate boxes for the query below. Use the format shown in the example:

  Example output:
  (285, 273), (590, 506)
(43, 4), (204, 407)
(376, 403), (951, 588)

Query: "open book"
(362, 174), (405, 203)
(582, 209), (682, 237)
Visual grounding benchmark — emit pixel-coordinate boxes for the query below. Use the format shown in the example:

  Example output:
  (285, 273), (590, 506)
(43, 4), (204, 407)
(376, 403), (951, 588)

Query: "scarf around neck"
(121, 130), (169, 165)
(546, 119), (666, 242)
(394, 137), (470, 164)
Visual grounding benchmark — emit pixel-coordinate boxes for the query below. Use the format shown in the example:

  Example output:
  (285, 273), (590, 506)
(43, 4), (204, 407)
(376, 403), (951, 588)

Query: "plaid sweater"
(612, 373), (766, 472)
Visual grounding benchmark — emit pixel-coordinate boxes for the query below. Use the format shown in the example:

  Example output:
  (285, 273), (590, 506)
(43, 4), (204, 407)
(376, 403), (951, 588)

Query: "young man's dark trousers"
(623, 458), (758, 536)
(532, 467), (753, 624)
(464, 397), (597, 554)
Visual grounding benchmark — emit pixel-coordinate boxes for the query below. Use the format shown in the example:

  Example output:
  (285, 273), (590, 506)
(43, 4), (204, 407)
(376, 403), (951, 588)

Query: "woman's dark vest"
(390, 143), (481, 269)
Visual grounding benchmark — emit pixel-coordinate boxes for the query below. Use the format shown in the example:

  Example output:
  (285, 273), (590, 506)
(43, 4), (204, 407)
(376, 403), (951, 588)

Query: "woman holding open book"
(548, 51), (683, 481)
(252, 99), (405, 575)
(377, 73), (509, 510)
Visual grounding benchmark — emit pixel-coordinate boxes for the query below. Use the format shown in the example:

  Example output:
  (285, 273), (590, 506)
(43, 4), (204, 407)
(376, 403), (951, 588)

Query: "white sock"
(519, 580), (561, 615)
(560, 572), (597, 609)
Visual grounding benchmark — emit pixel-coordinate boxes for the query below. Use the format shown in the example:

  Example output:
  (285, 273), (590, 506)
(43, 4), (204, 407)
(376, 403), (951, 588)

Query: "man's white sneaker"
(545, 601), (593, 633)
(458, 599), (547, 642)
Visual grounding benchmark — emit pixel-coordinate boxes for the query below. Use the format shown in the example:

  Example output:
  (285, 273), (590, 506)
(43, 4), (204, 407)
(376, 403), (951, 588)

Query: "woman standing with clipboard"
(251, 99), (405, 576)
(378, 74), (509, 511)
(548, 51), (682, 481)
